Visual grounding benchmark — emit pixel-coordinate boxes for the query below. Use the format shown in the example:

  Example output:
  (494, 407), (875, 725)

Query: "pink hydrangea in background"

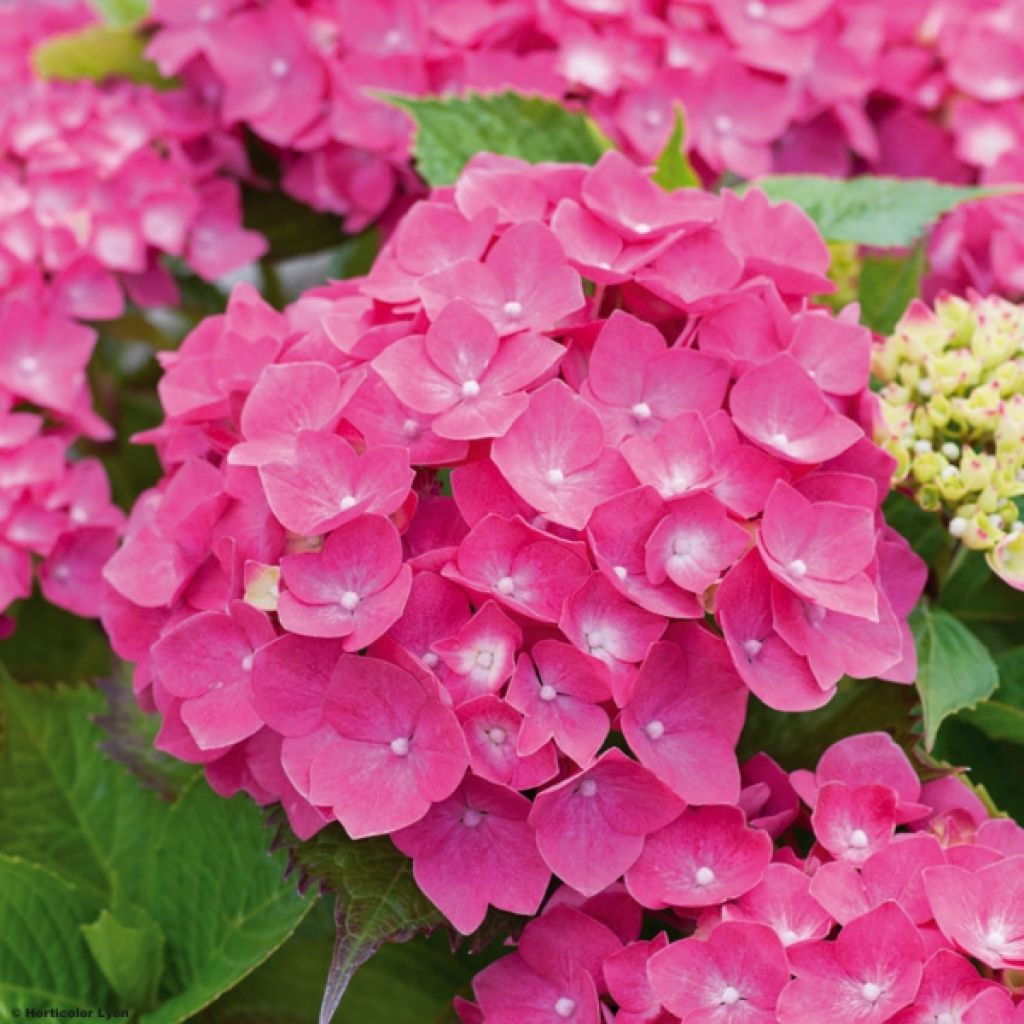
(143, 0), (1024, 297)
(100, 153), (929, 949)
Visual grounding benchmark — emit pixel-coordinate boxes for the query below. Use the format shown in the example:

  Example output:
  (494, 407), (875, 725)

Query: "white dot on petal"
(69, 506), (89, 524)
(270, 57), (290, 78)
(742, 638), (763, 659)
(461, 379), (480, 398)
(986, 927), (1007, 948)
(196, 3), (216, 21)
(487, 726), (506, 745)
(861, 983), (881, 1003)
(779, 928), (799, 945)
(788, 559), (808, 577)
(402, 418), (420, 438)
(770, 431), (789, 447)
(463, 808), (484, 827)
(390, 737), (410, 756)
(19, 355), (39, 374)
(554, 998), (576, 1019)
(539, 684), (558, 702)
(476, 650), (495, 670)
(612, 565), (628, 581)
(634, 222), (652, 235)
(645, 719), (665, 740)
(578, 779), (598, 798)
(849, 829), (869, 849)
(721, 986), (741, 1006)
(497, 575), (516, 595)
(935, 1014), (956, 1024)
(546, 468), (565, 486)
(746, 0), (766, 17)
(242, 654), (254, 672)
(503, 300), (523, 318)
(695, 866), (716, 886)
(422, 651), (439, 668)
(340, 495), (357, 510)
(52, 565), (71, 583)
(715, 114), (734, 134)
(339, 591), (360, 611)
(631, 401), (653, 420)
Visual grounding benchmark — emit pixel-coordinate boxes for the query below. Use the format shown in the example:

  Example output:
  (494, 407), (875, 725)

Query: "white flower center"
(770, 431), (789, 447)
(788, 559), (808, 577)
(461, 379), (480, 398)
(476, 650), (495, 670)
(554, 998), (576, 1019)
(487, 726), (506, 745)
(241, 654), (254, 671)
(742, 638), (763, 659)
(539, 683), (558, 702)
(779, 928), (799, 945)
(631, 401), (653, 420)
(196, 3), (216, 21)
(861, 982), (882, 1003)
(19, 355), (39, 374)
(986, 927), (1008, 948)
(503, 300), (523, 318)
(645, 719), (666, 740)
(578, 779), (598, 798)
(715, 114), (734, 134)
(270, 57), (290, 78)
(634, 221), (652, 235)
(339, 591), (360, 611)
(390, 737), (410, 757)
(612, 565), (628, 581)
(695, 866), (716, 886)
(721, 986), (741, 1006)
(496, 575), (516, 595)
(402, 418), (420, 438)
(545, 468), (565, 486)
(463, 808), (484, 827)
(422, 651), (439, 668)
(340, 495), (357, 510)
(746, 0), (766, 17)
(52, 565), (71, 582)
(936, 1014), (956, 1024)
(69, 506), (88, 523)
(849, 829), (869, 849)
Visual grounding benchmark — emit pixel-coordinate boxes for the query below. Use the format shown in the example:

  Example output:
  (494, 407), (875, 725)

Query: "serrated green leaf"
(384, 91), (613, 187)
(0, 675), (314, 1022)
(82, 896), (165, 1010)
(270, 819), (443, 1023)
(738, 676), (919, 770)
(858, 247), (926, 335)
(87, 0), (149, 25)
(140, 779), (315, 1024)
(743, 175), (1005, 246)
(0, 855), (113, 1015)
(652, 105), (699, 191)
(34, 25), (171, 88)
(911, 604), (999, 748)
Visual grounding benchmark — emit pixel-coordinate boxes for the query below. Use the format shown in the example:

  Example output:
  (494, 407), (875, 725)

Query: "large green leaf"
(141, 780), (316, 1024)
(271, 819), (444, 1022)
(957, 700), (1024, 745)
(34, 25), (170, 87)
(745, 175), (1002, 246)
(910, 604), (1000, 748)
(0, 676), (314, 1023)
(858, 247), (926, 335)
(934, 718), (1024, 822)
(0, 856), (114, 1015)
(385, 91), (613, 187)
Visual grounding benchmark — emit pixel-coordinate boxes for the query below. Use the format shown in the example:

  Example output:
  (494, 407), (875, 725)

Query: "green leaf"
(0, 675), (314, 1022)
(744, 175), (1004, 246)
(652, 106), (699, 191)
(933, 717), (1024, 822)
(0, 856), (114, 1015)
(882, 491), (946, 565)
(139, 779), (315, 1024)
(82, 894), (165, 1010)
(738, 677), (919, 770)
(858, 247), (926, 335)
(87, 0), (150, 25)
(384, 91), (613, 187)
(270, 819), (443, 1022)
(910, 604), (999, 749)
(33, 25), (171, 88)
(957, 700), (1024, 745)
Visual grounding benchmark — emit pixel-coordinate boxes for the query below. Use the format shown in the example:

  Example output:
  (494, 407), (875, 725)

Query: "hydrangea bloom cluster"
(874, 292), (1024, 588)
(145, 0), (1024, 291)
(0, 1), (265, 318)
(455, 732), (1024, 1024)
(0, 296), (124, 626)
(101, 152), (924, 931)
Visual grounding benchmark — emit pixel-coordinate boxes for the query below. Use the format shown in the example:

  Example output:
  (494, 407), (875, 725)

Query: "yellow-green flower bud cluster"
(874, 294), (1024, 561)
